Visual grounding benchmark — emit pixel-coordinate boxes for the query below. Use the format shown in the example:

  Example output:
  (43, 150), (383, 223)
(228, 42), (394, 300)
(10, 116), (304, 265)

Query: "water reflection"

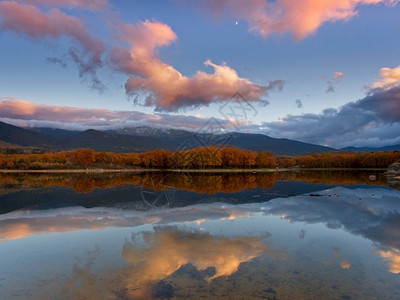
(0, 206), (252, 242)
(0, 170), (390, 214)
(121, 227), (279, 299)
(1, 186), (399, 262)
(376, 250), (400, 274)
(1, 171), (400, 299)
(0, 170), (389, 195)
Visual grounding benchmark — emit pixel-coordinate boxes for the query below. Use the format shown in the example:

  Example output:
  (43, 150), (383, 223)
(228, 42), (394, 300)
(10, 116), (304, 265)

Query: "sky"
(0, 0), (399, 148)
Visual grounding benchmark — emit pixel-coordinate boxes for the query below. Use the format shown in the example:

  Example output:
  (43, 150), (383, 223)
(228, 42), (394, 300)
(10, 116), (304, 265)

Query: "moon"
(235, 21), (238, 26)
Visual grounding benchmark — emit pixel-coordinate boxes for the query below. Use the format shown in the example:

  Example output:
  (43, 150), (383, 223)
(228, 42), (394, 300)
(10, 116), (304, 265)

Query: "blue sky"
(0, 0), (399, 148)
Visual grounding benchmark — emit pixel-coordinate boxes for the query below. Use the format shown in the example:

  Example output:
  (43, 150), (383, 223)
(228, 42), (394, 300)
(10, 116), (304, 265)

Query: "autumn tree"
(72, 149), (96, 166)
(256, 151), (277, 168)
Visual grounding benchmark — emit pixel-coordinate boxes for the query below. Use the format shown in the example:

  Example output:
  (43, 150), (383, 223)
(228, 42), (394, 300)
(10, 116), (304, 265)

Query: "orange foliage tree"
(0, 147), (399, 170)
(72, 149), (96, 165)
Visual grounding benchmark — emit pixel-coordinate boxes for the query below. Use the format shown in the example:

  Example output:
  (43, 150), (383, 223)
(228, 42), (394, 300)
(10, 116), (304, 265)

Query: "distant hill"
(0, 121), (58, 148)
(341, 145), (400, 152)
(112, 126), (335, 155)
(61, 129), (170, 152)
(0, 121), (337, 155)
(221, 132), (334, 156)
(30, 127), (80, 139)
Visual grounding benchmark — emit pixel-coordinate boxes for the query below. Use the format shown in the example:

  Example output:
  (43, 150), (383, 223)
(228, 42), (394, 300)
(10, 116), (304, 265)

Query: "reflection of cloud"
(323, 246), (352, 269)
(122, 226), (275, 299)
(265, 187), (400, 251)
(59, 246), (103, 300)
(332, 246), (341, 258)
(0, 206), (253, 242)
(375, 250), (400, 274)
(0, 209), (159, 241)
(340, 260), (351, 269)
(1, 186), (400, 277)
(2, 186), (400, 277)
(41, 226), (279, 300)
(263, 186), (400, 273)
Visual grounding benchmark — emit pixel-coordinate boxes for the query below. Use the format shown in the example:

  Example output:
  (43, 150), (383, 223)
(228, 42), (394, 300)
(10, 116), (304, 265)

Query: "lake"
(0, 170), (399, 299)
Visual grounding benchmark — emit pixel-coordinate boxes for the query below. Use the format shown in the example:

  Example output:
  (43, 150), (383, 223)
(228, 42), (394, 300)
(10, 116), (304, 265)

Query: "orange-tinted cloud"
(111, 20), (269, 111)
(199, 0), (397, 39)
(17, 0), (109, 11)
(326, 71), (344, 92)
(334, 72), (344, 80)
(369, 65), (400, 90)
(0, 1), (104, 89)
(0, 2), (277, 109)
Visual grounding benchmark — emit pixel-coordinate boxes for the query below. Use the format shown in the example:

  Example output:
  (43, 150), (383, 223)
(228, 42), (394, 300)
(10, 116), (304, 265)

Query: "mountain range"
(341, 145), (400, 152)
(1, 120), (397, 155)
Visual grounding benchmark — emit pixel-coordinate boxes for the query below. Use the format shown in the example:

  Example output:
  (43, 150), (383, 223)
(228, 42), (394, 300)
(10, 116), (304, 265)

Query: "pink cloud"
(16, 0), (109, 11)
(0, 1), (104, 88)
(111, 20), (268, 111)
(0, 98), (236, 131)
(334, 72), (344, 80)
(199, 0), (397, 39)
(325, 71), (344, 92)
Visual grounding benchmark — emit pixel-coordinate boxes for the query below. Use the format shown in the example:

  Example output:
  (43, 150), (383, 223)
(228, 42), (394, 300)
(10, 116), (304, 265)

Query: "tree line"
(0, 147), (399, 170)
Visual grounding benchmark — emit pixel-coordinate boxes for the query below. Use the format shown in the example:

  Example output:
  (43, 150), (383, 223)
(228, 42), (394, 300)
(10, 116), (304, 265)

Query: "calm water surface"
(0, 170), (399, 299)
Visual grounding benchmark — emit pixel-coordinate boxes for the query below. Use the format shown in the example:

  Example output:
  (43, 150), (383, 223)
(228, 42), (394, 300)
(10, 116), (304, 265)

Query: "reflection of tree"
(72, 178), (95, 193)
(140, 173), (176, 208)
(0, 171), (389, 195)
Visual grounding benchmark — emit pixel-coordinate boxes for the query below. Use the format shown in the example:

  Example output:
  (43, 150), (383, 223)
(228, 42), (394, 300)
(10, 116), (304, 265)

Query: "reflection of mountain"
(0, 171), (388, 215)
(0, 180), (332, 214)
(0, 170), (390, 214)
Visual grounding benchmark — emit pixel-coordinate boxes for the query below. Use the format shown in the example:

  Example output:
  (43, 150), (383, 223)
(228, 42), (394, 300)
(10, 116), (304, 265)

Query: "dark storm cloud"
(260, 86), (400, 147)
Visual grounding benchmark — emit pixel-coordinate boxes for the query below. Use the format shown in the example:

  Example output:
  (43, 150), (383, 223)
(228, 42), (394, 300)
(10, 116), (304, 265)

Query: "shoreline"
(0, 167), (388, 174)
